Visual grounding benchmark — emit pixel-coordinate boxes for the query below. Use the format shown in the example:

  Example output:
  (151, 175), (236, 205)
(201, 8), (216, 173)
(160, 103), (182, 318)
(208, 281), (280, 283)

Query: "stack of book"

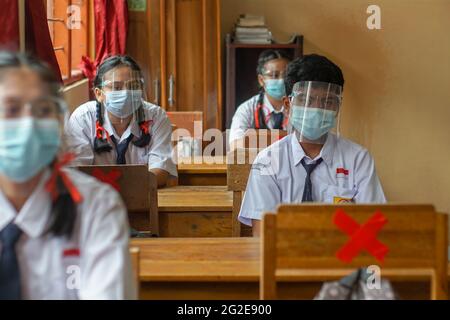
(234, 14), (272, 44)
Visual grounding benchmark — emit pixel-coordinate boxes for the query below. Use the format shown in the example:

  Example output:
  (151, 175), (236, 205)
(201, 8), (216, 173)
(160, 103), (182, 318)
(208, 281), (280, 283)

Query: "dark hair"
(93, 55), (151, 153)
(256, 49), (291, 76)
(284, 54), (345, 95)
(256, 49), (291, 107)
(0, 51), (76, 238)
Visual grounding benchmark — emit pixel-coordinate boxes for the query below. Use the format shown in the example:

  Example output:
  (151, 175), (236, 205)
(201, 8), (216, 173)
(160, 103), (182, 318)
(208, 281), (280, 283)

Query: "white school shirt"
(229, 94), (287, 144)
(238, 133), (387, 226)
(65, 101), (177, 177)
(0, 168), (136, 300)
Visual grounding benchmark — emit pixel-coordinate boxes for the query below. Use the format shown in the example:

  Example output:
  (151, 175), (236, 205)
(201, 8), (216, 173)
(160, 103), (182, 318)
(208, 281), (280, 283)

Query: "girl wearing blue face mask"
(65, 55), (177, 187)
(229, 50), (291, 148)
(0, 51), (135, 300)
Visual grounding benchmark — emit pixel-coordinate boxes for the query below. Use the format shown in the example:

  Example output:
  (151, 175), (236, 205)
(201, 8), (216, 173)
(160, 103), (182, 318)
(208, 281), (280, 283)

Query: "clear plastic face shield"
(288, 81), (343, 144)
(100, 68), (146, 122)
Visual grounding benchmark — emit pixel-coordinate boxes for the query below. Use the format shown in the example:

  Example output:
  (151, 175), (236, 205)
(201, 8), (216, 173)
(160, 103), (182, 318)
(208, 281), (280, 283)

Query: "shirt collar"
(0, 169), (53, 238)
(290, 133), (336, 167)
(104, 111), (141, 142)
(263, 95), (284, 115)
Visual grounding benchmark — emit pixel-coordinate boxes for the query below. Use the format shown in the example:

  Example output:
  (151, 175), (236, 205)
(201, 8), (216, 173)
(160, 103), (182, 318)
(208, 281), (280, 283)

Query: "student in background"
(65, 55), (177, 187)
(229, 50), (291, 148)
(0, 51), (135, 300)
(238, 54), (386, 237)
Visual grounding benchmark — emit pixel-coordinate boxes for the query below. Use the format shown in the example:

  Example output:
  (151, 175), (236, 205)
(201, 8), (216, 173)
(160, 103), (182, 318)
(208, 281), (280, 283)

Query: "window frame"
(46, 0), (90, 85)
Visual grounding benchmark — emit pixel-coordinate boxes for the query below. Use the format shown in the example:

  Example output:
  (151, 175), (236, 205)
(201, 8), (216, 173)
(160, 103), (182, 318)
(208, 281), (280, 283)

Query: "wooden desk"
(157, 186), (233, 237)
(177, 157), (227, 186)
(131, 238), (450, 300)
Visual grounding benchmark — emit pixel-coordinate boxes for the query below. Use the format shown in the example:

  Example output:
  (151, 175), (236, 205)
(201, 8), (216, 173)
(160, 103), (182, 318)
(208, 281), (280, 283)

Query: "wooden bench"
(130, 247), (140, 294)
(76, 165), (159, 236)
(227, 148), (261, 237)
(176, 156), (227, 186)
(157, 186), (233, 237)
(261, 204), (449, 300)
(130, 237), (450, 300)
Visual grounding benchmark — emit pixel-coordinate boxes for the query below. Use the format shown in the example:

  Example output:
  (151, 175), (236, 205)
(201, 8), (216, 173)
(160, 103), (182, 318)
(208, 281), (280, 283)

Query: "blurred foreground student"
(65, 55), (177, 187)
(238, 54), (386, 236)
(0, 51), (136, 300)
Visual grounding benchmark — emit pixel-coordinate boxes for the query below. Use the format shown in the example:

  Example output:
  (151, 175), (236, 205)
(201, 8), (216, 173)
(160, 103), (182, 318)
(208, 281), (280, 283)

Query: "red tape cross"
(333, 209), (389, 263)
(91, 169), (122, 192)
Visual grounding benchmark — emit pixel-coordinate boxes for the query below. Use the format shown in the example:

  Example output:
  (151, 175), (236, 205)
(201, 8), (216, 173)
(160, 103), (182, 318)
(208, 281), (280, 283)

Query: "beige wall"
(222, 1), (450, 223)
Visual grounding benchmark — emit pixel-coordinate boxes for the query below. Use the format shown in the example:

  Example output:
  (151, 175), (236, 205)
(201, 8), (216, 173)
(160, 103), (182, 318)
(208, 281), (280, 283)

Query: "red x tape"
(92, 169), (122, 192)
(334, 209), (389, 263)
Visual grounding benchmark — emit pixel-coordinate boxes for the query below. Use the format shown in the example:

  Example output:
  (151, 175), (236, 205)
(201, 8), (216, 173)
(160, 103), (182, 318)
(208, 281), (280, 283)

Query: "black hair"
(284, 54), (345, 95)
(0, 51), (76, 238)
(256, 49), (291, 76)
(93, 55), (151, 153)
(256, 49), (291, 107)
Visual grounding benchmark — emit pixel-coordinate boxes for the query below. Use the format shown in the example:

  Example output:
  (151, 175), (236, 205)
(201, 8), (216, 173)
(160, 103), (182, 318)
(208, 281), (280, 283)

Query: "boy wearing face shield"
(238, 54), (386, 237)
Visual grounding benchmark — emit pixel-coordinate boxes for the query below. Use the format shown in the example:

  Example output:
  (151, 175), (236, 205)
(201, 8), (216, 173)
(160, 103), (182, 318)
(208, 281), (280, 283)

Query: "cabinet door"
(127, 0), (162, 105)
(128, 0), (222, 130)
(160, 0), (222, 130)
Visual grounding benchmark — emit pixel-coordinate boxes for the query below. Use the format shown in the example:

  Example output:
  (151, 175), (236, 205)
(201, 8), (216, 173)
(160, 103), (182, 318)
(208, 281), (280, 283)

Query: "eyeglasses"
(261, 70), (286, 80)
(0, 97), (62, 119)
(101, 79), (144, 91)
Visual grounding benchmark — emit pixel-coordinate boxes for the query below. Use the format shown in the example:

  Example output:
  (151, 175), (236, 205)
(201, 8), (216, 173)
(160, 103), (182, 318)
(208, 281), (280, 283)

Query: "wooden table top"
(177, 157), (227, 174)
(157, 186), (233, 212)
(131, 238), (259, 282)
(131, 238), (450, 283)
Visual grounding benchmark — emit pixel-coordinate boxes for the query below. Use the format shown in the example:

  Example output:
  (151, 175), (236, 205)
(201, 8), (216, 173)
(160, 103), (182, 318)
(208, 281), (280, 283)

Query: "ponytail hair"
(45, 161), (77, 238)
(133, 107), (151, 147)
(93, 55), (151, 151)
(0, 51), (76, 238)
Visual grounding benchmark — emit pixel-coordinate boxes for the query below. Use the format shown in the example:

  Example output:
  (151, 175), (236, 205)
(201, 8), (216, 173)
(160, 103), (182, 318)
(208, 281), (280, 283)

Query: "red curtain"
(0, 0), (19, 51)
(80, 0), (129, 81)
(25, 0), (62, 82)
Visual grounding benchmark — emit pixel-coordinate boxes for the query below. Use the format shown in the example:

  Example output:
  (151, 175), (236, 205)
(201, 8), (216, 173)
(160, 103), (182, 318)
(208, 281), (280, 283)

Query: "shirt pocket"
(322, 185), (357, 204)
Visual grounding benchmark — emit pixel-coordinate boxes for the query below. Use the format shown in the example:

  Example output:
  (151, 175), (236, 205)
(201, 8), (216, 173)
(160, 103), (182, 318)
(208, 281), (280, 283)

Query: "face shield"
(288, 81), (343, 144)
(100, 69), (146, 121)
(0, 93), (67, 182)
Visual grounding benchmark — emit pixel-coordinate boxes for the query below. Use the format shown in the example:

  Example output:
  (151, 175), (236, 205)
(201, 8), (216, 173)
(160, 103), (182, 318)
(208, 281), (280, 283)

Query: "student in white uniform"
(65, 55), (177, 187)
(239, 54), (387, 236)
(0, 51), (135, 300)
(229, 50), (291, 148)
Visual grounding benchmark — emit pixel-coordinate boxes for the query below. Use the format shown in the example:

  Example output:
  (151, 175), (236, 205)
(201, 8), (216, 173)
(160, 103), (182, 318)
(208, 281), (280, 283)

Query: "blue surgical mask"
(290, 106), (337, 141)
(0, 118), (60, 183)
(104, 89), (143, 118)
(264, 79), (286, 100)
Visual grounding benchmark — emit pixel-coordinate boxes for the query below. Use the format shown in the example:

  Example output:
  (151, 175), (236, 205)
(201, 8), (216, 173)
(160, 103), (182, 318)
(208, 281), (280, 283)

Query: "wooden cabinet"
(224, 35), (303, 129)
(127, 0), (222, 131)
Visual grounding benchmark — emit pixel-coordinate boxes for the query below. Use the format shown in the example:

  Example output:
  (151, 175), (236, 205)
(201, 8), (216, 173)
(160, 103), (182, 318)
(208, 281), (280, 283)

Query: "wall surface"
(222, 0), (450, 235)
